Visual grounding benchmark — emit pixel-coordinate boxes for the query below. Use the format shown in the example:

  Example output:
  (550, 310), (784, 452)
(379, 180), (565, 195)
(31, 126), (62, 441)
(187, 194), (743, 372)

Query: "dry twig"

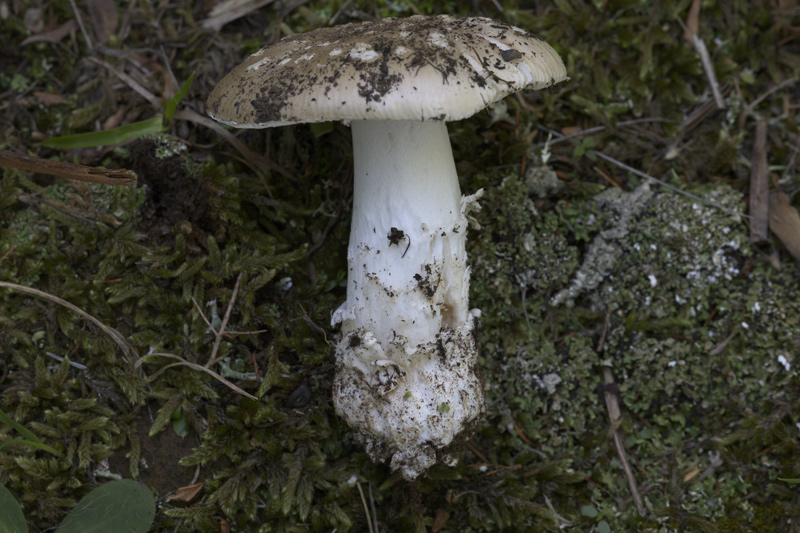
(682, 0), (724, 109)
(597, 313), (646, 517)
(144, 352), (257, 400)
(0, 281), (139, 365)
(0, 149), (137, 185)
(356, 483), (376, 533)
(690, 35), (725, 110)
(205, 273), (242, 368)
(137, 273), (259, 400)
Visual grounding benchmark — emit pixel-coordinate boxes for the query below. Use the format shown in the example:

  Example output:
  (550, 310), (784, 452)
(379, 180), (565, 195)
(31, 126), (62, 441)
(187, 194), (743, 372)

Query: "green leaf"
(0, 439), (61, 457)
(779, 478), (800, 484)
(40, 117), (165, 149)
(171, 406), (189, 438)
(597, 520), (611, 533)
(0, 408), (61, 456)
(0, 483), (28, 533)
(56, 480), (155, 533)
(309, 121), (334, 138)
(0, 408), (40, 444)
(437, 402), (450, 413)
(580, 505), (598, 518)
(164, 72), (195, 124)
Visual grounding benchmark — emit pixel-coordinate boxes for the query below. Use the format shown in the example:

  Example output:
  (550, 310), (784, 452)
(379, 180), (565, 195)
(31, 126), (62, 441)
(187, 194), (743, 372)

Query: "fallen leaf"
(432, 509), (450, 532)
(214, 516), (231, 533)
(202, 0), (276, 31)
(749, 120), (769, 243)
(684, 0), (701, 41)
(34, 91), (68, 106)
(21, 19), (77, 45)
(769, 190), (800, 263)
(683, 467), (700, 483)
(87, 0), (118, 44)
(168, 482), (204, 502)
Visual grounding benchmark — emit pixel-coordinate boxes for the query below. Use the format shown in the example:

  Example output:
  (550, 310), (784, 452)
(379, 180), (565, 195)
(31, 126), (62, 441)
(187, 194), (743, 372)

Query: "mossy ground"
(2, 0), (799, 531)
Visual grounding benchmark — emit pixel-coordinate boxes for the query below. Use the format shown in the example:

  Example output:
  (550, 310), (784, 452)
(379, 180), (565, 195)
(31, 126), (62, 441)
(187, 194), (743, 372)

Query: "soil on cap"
(207, 15), (549, 125)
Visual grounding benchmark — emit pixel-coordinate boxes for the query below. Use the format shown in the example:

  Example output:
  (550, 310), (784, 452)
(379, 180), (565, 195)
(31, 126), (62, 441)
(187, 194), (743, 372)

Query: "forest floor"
(1, 0), (799, 531)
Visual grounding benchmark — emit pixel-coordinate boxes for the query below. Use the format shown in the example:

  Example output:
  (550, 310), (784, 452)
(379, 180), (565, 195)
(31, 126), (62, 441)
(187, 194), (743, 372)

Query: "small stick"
(0, 150), (136, 185)
(368, 483), (379, 533)
(592, 150), (747, 219)
(691, 35), (725, 110)
(681, 0), (724, 110)
(598, 313), (646, 517)
(601, 366), (646, 517)
(356, 483), (375, 533)
(205, 273), (242, 368)
(0, 281), (138, 365)
(87, 56), (160, 107)
(68, 0), (93, 51)
(45, 352), (88, 370)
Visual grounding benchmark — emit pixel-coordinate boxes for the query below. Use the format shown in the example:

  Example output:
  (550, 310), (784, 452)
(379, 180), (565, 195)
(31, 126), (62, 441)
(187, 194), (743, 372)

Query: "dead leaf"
(87, 0), (119, 44)
(749, 120), (769, 243)
(683, 467), (700, 483)
(432, 509), (450, 532)
(769, 190), (800, 263)
(168, 482), (204, 502)
(21, 19), (77, 46)
(684, 0), (701, 41)
(214, 516), (231, 533)
(202, 0), (276, 31)
(0, 150), (136, 185)
(34, 91), (68, 106)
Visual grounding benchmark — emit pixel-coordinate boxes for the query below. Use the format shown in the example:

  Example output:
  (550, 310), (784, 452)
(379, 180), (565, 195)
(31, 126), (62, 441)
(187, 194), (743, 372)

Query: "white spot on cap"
(329, 48), (343, 56)
(395, 45), (410, 58)
(247, 57), (272, 71)
(485, 37), (511, 51)
(428, 32), (448, 48)
(349, 42), (379, 61)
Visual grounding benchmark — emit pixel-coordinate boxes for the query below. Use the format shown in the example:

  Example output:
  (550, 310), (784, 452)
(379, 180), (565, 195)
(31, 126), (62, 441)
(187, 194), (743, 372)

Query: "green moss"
(3, 0), (800, 530)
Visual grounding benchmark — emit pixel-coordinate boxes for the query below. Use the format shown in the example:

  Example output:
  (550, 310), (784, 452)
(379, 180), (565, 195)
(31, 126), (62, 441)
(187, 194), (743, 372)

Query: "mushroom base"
(332, 310), (484, 480)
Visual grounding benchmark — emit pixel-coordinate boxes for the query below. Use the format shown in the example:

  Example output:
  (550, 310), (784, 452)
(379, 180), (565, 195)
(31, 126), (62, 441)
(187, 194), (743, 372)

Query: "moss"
(3, 0), (800, 530)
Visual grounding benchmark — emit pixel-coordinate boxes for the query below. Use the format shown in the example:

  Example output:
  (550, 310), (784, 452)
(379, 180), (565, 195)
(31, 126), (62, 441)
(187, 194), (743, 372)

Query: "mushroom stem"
(332, 120), (485, 480)
(334, 120), (468, 344)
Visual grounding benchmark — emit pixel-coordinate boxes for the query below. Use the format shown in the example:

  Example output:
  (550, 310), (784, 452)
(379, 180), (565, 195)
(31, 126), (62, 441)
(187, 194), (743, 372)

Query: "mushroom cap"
(206, 15), (567, 128)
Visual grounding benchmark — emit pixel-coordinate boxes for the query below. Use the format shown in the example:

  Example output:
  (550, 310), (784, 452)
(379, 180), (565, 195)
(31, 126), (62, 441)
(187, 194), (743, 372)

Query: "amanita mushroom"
(207, 15), (567, 479)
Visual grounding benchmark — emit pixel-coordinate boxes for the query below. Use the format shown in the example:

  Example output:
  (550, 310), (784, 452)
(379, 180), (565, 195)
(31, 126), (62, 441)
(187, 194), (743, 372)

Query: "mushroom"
(207, 15), (567, 480)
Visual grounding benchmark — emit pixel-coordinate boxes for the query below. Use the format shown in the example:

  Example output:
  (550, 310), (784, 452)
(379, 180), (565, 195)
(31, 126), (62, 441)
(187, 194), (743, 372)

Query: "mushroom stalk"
(332, 120), (485, 479)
